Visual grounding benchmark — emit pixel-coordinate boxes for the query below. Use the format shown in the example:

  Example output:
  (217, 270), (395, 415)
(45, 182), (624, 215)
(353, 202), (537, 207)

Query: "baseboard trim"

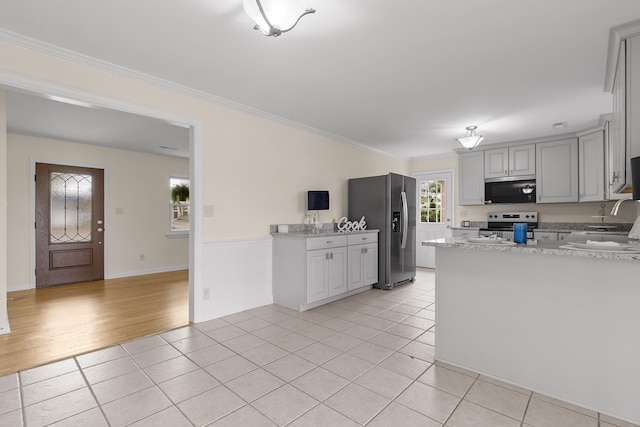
(8, 265), (189, 291)
(107, 265), (189, 280)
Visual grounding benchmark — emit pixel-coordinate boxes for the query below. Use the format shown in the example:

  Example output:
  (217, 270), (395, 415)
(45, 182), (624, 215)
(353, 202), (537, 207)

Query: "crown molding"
(0, 29), (403, 160)
(604, 18), (640, 92)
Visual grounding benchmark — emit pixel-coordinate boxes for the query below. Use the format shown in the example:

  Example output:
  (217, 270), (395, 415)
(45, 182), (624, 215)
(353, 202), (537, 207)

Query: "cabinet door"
(327, 247), (347, 297)
(579, 131), (606, 202)
(306, 250), (328, 303)
(362, 243), (378, 286)
(484, 148), (509, 179)
(536, 139), (579, 203)
(610, 41), (627, 194)
(348, 245), (364, 291)
(459, 151), (485, 205)
(510, 144), (536, 176)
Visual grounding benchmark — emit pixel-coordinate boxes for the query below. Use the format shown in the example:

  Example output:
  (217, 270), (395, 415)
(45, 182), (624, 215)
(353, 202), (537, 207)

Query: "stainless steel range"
(480, 212), (538, 241)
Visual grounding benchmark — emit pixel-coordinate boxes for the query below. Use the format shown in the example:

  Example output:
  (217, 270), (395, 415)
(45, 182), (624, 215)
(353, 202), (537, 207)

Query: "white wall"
(0, 90), (7, 332)
(7, 133), (189, 290)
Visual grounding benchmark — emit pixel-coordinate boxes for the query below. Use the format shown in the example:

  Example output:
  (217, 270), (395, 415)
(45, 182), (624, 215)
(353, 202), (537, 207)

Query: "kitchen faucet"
(610, 197), (640, 215)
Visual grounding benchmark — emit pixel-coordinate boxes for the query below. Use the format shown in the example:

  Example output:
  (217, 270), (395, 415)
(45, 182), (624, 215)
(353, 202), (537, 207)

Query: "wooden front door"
(35, 163), (105, 287)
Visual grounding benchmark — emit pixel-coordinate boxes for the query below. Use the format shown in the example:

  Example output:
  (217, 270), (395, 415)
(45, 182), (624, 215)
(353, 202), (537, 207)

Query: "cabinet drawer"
(306, 235), (347, 251)
(452, 229), (479, 238)
(534, 231), (558, 241)
(347, 233), (378, 245)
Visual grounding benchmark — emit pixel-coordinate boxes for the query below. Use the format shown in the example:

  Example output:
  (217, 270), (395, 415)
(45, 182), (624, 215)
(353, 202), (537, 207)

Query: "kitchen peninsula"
(423, 238), (640, 425)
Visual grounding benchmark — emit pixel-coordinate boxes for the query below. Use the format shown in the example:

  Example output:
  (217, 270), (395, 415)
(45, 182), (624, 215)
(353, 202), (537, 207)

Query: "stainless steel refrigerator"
(348, 173), (416, 290)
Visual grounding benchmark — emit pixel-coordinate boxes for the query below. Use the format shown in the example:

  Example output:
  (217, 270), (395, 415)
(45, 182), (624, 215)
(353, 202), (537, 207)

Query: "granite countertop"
(422, 238), (640, 261)
(273, 229), (380, 238)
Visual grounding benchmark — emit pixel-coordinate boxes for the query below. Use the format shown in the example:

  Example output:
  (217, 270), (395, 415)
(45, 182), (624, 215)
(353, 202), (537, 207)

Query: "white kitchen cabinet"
(484, 144), (535, 179)
(578, 128), (606, 202)
(273, 232), (378, 311)
(536, 138), (579, 203)
(459, 151), (485, 205)
(347, 233), (378, 291)
(610, 42), (627, 194)
(533, 231), (558, 241)
(452, 228), (479, 239)
(607, 30), (640, 196)
(557, 232), (571, 241)
(306, 246), (347, 303)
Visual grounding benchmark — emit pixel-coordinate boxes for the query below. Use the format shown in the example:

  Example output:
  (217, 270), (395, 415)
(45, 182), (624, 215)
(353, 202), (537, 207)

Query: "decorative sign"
(338, 216), (367, 232)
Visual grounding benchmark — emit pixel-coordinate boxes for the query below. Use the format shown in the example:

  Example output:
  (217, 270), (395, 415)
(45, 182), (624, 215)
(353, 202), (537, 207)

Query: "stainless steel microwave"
(484, 178), (536, 204)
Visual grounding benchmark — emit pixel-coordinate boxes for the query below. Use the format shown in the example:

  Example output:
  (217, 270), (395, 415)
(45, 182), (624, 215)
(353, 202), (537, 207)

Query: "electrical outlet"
(203, 288), (210, 300)
(115, 207), (125, 215)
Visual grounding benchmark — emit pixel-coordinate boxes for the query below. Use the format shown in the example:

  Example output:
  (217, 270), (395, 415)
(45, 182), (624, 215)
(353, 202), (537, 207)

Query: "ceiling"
(1, 0), (640, 160)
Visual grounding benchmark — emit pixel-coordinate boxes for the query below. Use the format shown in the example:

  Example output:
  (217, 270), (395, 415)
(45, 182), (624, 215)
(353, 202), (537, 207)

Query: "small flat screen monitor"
(308, 190), (329, 210)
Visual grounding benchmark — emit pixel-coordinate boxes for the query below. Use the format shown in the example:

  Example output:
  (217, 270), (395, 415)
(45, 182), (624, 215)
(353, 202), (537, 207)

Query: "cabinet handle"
(330, 252), (334, 260)
(505, 170), (508, 175)
(326, 240), (333, 244)
(510, 170), (513, 175)
(364, 248), (368, 254)
(363, 237), (368, 240)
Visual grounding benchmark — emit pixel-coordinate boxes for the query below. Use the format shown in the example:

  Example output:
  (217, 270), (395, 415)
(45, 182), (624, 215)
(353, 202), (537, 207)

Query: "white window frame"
(167, 176), (190, 238)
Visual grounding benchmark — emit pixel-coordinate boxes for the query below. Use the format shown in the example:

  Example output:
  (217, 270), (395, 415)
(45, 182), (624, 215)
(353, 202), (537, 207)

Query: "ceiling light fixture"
(455, 126), (484, 150)
(243, 0), (315, 37)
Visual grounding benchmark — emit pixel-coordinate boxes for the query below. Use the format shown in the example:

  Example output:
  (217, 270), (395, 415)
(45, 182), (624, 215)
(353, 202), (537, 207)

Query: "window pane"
(50, 172), (92, 243)
(419, 179), (446, 224)
(170, 177), (190, 231)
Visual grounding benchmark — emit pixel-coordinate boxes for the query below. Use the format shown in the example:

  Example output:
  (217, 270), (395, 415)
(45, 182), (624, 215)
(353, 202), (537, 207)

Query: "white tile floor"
(0, 268), (638, 426)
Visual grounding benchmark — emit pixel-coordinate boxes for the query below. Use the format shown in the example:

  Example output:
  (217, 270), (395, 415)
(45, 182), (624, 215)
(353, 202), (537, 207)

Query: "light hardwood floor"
(0, 270), (189, 376)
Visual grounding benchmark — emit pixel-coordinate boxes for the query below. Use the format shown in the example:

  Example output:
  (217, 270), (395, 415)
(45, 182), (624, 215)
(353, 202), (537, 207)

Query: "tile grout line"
(520, 388), (534, 427)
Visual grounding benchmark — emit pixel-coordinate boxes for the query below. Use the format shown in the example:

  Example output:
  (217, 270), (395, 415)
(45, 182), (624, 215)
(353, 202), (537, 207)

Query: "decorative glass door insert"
(50, 172), (93, 243)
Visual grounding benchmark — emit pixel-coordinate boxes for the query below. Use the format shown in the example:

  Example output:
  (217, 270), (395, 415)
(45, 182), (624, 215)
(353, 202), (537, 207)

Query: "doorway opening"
(414, 170), (454, 268)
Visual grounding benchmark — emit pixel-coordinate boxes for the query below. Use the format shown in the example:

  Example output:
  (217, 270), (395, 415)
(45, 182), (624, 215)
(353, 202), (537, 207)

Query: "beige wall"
(1, 42), (408, 240)
(0, 90), (7, 330)
(7, 133), (189, 289)
(0, 41), (407, 297)
(410, 153), (640, 225)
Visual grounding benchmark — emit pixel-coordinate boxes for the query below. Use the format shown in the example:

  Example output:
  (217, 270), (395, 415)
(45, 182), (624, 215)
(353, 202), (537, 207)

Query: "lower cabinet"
(348, 242), (378, 291)
(306, 247), (347, 304)
(533, 231), (572, 241)
(273, 231), (379, 311)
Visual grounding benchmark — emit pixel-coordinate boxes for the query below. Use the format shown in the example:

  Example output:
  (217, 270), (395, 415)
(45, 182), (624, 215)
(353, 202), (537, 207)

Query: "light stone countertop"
(272, 229), (379, 238)
(422, 238), (640, 261)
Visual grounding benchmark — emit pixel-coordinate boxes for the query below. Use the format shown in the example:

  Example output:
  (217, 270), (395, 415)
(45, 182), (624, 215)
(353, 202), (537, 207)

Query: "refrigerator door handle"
(401, 190), (408, 249)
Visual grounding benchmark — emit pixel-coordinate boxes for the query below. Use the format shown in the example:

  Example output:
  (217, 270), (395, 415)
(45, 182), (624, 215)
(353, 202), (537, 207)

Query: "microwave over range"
(484, 178), (536, 204)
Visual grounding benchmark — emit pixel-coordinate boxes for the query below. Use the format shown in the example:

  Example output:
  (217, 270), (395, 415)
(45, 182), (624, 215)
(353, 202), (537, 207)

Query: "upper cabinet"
(578, 128), (607, 202)
(610, 40), (627, 194)
(605, 21), (640, 197)
(484, 144), (535, 179)
(459, 151), (485, 205)
(536, 138), (579, 203)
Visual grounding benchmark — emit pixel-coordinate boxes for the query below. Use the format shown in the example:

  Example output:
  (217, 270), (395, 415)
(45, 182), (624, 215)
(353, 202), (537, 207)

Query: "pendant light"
(243, 0), (315, 37)
(456, 126), (484, 150)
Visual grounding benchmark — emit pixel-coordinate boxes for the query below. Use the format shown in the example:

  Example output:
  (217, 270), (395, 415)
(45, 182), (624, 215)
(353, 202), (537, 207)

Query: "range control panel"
(487, 212), (538, 223)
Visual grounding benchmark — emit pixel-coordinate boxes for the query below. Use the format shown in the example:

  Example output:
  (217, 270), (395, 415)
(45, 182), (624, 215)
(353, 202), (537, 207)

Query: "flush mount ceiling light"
(243, 0), (315, 37)
(455, 126), (484, 150)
